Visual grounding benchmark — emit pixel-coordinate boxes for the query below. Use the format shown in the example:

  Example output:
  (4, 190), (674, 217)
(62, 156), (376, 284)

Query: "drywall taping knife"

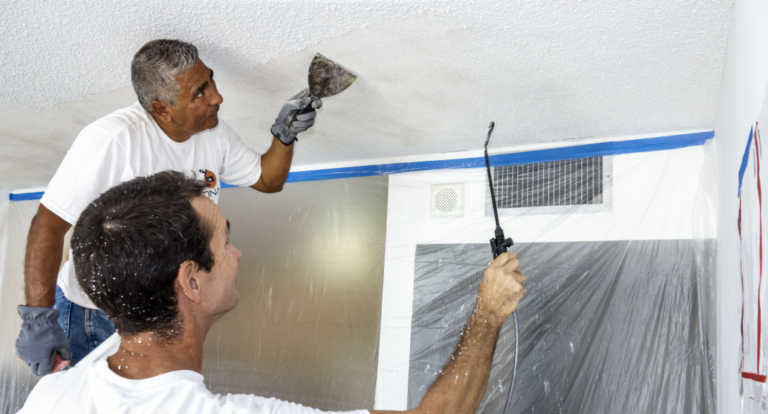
(483, 122), (519, 414)
(289, 53), (357, 123)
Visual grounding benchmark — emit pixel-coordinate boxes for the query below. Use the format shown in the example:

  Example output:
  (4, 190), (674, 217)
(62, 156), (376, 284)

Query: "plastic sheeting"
(1, 137), (717, 413)
(739, 83), (768, 413)
(0, 199), (40, 413)
(203, 177), (388, 410)
(376, 142), (717, 413)
(0, 177), (389, 413)
(408, 241), (715, 413)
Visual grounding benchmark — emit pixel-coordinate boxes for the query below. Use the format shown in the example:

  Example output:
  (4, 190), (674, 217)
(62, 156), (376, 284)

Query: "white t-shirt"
(41, 102), (263, 309)
(18, 358), (370, 414)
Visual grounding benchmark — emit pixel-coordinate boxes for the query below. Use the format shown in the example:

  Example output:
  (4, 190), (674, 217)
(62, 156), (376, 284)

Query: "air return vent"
(431, 184), (464, 218)
(487, 156), (612, 214)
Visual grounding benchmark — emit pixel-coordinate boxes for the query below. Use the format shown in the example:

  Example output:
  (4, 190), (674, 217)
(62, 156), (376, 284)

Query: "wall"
(374, 140), (717, 410)
(713, 0), (768, 412)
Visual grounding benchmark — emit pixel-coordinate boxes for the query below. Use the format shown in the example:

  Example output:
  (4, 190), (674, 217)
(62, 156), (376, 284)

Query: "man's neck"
(150, 112), (193, 143)
(106, 323), (206, 380)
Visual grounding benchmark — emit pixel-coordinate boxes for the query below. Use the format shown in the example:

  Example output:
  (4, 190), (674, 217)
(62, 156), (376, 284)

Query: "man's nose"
(231, 244), (242, 261)
(210, 83), (223, 106)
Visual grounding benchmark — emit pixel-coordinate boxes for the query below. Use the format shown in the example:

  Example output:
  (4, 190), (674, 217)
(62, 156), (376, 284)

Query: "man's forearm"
(252, 137), (293, 193)
(24, 206), (70, 307)
(416, 309), (503, 414)
(373, 253), (524, 414)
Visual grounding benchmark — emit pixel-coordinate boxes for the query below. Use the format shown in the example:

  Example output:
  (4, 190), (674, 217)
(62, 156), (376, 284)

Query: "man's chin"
(208, 116), (219, 129)
(212, 295), (239, 320)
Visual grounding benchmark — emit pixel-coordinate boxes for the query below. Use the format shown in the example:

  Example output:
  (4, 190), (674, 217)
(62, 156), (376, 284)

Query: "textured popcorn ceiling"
(0, 0), (732, 190)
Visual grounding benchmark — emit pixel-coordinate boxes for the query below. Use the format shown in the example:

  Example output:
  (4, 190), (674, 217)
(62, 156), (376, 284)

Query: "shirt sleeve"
(221, 395), (370, 414)
(217, 121), (263, 187)
(41, 125), (127, 225)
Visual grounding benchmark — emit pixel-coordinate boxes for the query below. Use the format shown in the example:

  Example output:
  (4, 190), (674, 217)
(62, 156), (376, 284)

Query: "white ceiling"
(0, 0), (733, 191)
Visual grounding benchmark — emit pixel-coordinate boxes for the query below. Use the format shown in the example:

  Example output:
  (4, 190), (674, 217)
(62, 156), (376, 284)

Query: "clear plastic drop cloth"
(408, 240), (715, 413)
(0, 176), (389, 413)
(203, 176), (389, 411)
(0, 199), (40, 414)
(376, 142), (717, 414)
(0, 140), (717, 414)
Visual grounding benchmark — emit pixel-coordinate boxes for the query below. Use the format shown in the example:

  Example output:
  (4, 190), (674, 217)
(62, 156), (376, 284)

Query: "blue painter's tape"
(286, 130), (714, 183)
(9, 185), (238, 201)
(9, 191), (44, 201)
(286, 158), (485, 183)
(10, 131), (714, 200)
(738, 126), (754, 198)
(491, 131), (713, 165)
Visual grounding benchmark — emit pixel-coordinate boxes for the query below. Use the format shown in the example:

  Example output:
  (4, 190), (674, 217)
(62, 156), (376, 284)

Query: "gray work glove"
(15, 305), (72, 376)
(270, 89), (322, 145)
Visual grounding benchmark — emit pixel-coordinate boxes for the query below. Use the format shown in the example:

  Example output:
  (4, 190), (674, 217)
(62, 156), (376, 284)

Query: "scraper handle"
(286, 97), (323, 126)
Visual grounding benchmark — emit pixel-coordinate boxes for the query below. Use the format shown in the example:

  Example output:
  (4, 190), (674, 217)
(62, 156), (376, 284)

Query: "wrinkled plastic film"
(0, 199), (40, 413)
(408, 241), (715, 413)
(0, 141), (716, 413)
(377, 143), (717, 413)
(203, 176), (388, 411)
(0, 176), (390, 412)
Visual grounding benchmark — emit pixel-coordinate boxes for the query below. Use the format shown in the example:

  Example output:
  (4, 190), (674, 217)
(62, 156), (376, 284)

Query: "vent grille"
(435, 189), (458, 212)
(493, 157), (604, 208)
(431, 184), (464, 218)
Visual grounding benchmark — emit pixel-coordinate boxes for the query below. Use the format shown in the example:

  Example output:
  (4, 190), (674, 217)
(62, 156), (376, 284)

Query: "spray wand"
(484, 122), (514, 256)
(484, 122), (519, 414)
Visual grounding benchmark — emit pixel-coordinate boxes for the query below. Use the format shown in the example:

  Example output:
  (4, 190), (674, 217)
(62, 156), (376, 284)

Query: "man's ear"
(177, 260), (203, 304)
(150, 100), (173, 123)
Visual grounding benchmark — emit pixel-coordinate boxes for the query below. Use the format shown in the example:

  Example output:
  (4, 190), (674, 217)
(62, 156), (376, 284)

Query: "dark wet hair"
(72, 170), (214, 336)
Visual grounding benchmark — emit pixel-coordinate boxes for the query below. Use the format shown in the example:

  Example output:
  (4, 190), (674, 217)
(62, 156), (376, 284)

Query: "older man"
(16, 39), (318, 375)
(18, 171), (526, 414)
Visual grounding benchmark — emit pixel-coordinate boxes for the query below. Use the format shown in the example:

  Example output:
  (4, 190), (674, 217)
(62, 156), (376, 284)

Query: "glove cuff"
(271, 125), (297, 146)
(18, 305), (60, 323)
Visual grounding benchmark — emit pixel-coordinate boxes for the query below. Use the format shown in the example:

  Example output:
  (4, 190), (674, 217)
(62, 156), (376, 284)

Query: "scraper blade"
(308, 54), (357, 99)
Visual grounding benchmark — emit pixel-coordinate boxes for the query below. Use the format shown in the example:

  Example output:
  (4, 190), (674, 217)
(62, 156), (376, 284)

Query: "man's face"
(191, 196), (241, 318)
(165, 59), (223, 134)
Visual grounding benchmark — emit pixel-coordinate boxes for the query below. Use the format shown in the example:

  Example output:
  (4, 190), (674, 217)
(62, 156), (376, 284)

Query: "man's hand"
(373, 252), (527, 414)
(477, 252), (527, 324)
(19, 204), (72, 375)
(270, 89), (320, 145)
(16, 306), (72, 376)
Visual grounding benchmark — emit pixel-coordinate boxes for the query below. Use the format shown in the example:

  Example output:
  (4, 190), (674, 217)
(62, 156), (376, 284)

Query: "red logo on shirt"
(199, 169), (217, 189)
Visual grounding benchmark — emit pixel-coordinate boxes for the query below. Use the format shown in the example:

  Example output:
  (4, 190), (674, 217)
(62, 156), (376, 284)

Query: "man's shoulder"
(82, 102), (153, 138)
(222, 395), (370, 414)
(18, 363), (95, 412)
(38, 361), (95, 387)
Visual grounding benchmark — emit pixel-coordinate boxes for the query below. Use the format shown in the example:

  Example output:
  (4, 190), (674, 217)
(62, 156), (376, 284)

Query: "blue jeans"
(55, 286), (116, 365)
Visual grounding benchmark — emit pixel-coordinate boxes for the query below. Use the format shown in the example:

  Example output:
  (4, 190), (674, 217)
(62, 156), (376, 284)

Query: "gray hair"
(131, 39), (199, 112)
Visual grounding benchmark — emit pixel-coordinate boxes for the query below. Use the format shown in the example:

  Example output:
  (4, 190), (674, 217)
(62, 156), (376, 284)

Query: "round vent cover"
(435, 188), (458, 212)
(430, 184), (464, 218)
